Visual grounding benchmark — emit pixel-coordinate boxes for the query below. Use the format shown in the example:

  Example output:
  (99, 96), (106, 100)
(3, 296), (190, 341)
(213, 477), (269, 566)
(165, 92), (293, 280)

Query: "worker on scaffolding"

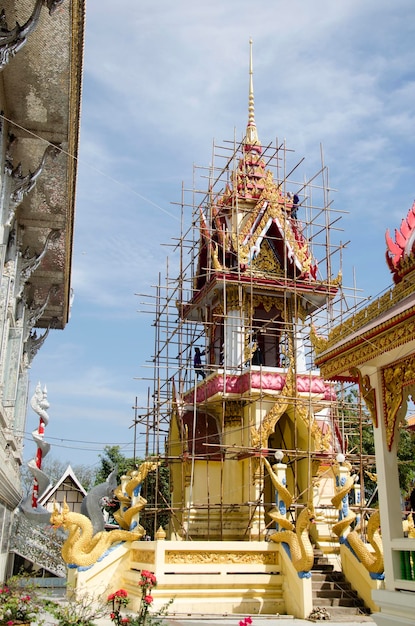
(194, 347), (206, 379)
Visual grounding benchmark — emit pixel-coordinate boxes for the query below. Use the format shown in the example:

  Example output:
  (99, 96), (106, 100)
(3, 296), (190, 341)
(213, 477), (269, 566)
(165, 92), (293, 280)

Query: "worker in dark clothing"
(194, 347), (206, 379)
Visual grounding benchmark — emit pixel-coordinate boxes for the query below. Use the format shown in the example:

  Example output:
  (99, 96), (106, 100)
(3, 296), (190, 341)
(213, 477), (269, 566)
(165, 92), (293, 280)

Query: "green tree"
(94, 445), (135, 485)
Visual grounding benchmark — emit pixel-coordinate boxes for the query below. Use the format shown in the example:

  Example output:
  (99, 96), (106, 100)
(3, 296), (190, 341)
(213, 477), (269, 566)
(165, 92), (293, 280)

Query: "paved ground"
(39, 601), (375, 626)
(166, 615), (374, 626)
(89, 613), (374, 626)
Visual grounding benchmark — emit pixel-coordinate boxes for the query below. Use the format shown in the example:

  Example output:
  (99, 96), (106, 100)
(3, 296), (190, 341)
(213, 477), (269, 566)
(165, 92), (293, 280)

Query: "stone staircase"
(311, 550), (372, 621)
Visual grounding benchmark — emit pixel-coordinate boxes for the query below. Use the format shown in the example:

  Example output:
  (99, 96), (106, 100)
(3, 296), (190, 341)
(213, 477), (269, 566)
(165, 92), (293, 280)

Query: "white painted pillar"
(224, 309), (245, 368)
(370, 369), (403, 590)
(294, 323), (307, 373)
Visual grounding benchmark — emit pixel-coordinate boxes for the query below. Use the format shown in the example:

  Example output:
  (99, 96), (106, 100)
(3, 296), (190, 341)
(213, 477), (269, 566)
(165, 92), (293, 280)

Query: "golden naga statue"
(263, 457), (315, 574)
(331, 462), (357, 538)
(267, 506), (316, 574)
(346, 510), (384, 575)
(50, 461), (160, 567)
(113, 461), (160, 530)
(50, 500), (144, 567)
(331, 462), (384, 575)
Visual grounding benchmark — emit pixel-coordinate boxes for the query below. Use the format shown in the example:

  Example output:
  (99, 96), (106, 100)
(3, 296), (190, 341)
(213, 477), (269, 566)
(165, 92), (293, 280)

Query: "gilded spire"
(244, 38), (261, 154)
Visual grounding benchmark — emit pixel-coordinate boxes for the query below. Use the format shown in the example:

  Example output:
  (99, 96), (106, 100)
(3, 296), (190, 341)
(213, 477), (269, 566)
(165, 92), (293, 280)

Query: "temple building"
(0, 0), (84, 581)
(314, 201), (415, 625)
(120, 45), (371, 619)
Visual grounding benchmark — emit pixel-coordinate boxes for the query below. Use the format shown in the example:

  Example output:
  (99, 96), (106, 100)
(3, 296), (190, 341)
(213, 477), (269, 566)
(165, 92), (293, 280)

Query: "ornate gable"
(386, 200), (415, 283)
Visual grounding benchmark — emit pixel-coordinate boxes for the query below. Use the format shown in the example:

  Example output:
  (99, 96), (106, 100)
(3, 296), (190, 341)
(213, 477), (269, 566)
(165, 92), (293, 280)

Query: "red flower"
(110, 612), (116, 619)
(114, 589), (128, 598)
(121, 618), (130, 623)
(108, 593), (115, 601)
(143, 595), (153, 605)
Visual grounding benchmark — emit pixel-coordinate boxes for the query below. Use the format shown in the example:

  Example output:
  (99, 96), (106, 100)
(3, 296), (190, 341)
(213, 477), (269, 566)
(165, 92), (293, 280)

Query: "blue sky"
(25, 0), (415, 472)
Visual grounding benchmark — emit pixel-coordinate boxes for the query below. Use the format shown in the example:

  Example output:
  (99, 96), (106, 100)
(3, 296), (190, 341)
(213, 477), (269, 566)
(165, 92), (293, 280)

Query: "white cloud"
(28, 0), (415, 467)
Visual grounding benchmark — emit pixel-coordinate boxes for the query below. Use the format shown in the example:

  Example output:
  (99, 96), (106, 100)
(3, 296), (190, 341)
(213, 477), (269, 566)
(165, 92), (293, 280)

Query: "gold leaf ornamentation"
(382, 355), (415, 449)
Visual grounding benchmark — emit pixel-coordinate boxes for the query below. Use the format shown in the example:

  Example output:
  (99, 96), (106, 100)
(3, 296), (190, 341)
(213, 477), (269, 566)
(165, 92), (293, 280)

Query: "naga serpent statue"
(50, 500), (144, 567)
(331, 461), (384, 575)
(113, 461), (160, 530)
(346, 510), (384, 575)
(50, 461), (159, 567)
(331, 460), (357, 539)
(263, 457), (315, 574)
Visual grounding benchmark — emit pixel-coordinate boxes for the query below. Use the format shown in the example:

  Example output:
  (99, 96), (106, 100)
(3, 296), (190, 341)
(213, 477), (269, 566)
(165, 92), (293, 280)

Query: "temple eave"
(181, 273), (338, 321)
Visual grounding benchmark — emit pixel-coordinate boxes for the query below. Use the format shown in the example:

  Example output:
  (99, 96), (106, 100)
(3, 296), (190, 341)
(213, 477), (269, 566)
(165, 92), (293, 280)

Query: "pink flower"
(114, 589), (128, 598)
(110, 612), (115, 619)
(143, 595), (153, 605)
(121, 618), (130, 623)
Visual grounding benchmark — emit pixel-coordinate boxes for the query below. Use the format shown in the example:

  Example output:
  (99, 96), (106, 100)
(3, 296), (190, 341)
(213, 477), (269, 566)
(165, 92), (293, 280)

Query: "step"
(313, 596), (366, 608)
(322, 606), (371, 618)
(312, 563), (335, 572)
(314, 589), (359, 600)
(312, 579), (354, 590)
(312, 569), (344, 579)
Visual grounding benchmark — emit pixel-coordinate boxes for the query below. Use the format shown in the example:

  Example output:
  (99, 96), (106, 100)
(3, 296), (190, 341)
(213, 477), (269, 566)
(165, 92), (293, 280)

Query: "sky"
(24, 0), (415, 473)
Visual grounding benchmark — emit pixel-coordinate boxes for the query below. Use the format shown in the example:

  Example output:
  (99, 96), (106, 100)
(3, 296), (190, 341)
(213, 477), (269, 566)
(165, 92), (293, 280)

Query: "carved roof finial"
(244, 38), (261, 154)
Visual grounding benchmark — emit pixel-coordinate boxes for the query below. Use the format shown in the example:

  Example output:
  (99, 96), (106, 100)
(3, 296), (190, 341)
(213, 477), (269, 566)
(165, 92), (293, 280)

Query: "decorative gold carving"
(310, 324), (328, 354)
(298, 402), (331, 452)
(251, 396), (288, 448)
(244, 333), (257, 364)
(225, 285), (243, 310)
(382, 355), (415, 449)
(165, 550), (278, 564)
(350, 367), (378, 427)
(132, 550), (155, 564)
(211, 243), (223, 270)
(251, 294), (285, 314)
(230, 172), (311, 273)
(251, 240), (283, 276)
(317, 314), (415, 380)
(322, 280), (415, 352)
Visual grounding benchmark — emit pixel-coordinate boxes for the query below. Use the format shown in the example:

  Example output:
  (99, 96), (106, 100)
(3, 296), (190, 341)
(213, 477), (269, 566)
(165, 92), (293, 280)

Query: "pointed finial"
(244, 38), (261, 153)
